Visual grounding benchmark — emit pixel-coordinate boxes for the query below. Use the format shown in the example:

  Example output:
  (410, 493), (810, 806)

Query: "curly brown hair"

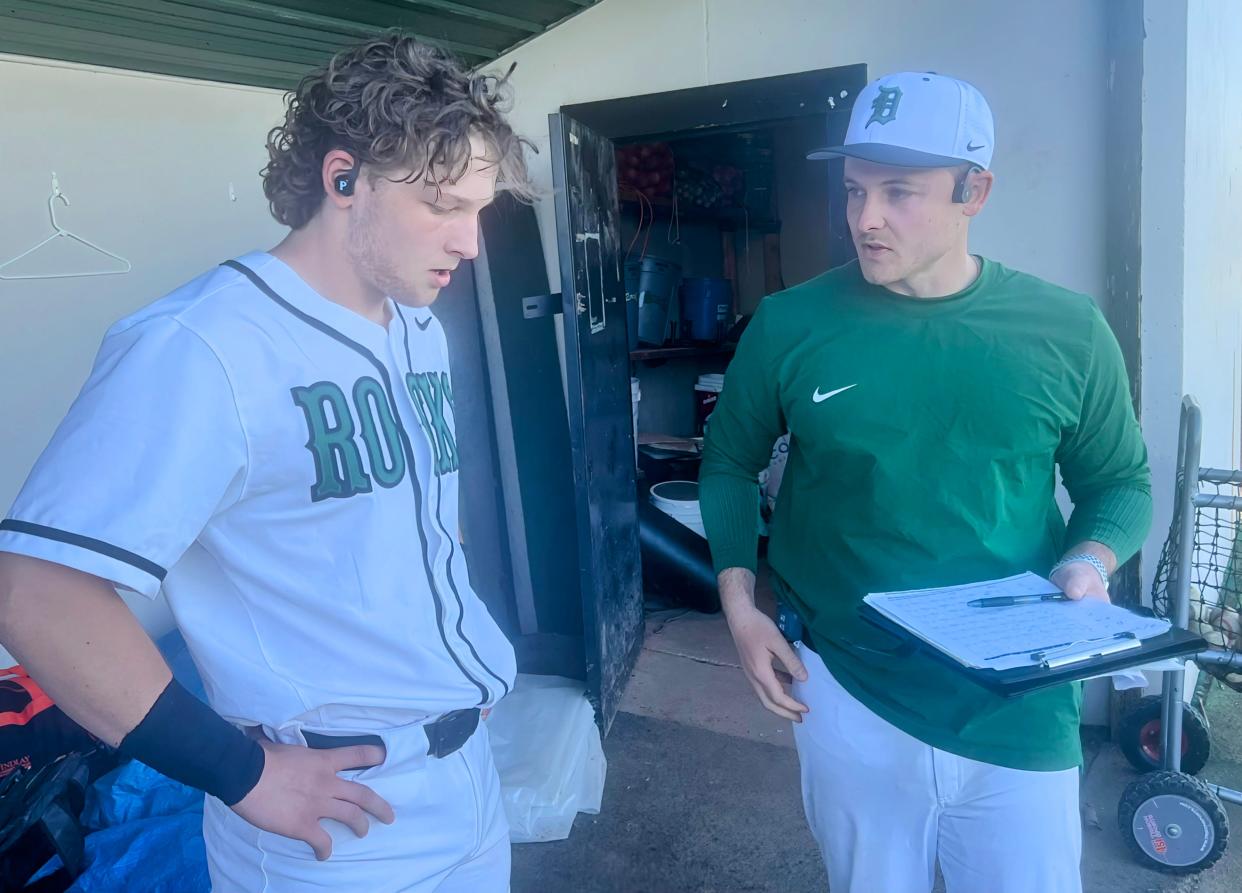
(262, 32), (535, 229)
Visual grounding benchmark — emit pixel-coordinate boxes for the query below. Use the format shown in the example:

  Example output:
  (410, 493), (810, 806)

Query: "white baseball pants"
(203, 719), (510, 892)
(791, 643), (1082, 893)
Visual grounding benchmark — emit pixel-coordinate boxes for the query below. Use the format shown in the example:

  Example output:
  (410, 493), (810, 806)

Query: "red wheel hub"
(1139, 718), (1189, 764)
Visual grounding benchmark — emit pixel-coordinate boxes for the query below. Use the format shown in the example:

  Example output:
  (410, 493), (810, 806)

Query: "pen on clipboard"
(968, 592), (1069, 608)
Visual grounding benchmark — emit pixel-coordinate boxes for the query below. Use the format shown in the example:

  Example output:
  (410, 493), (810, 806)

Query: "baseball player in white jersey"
(0, 34), (534, 891)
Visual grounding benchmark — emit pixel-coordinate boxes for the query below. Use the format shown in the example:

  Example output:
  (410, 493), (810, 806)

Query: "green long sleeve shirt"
(699, 258), (1152, 770)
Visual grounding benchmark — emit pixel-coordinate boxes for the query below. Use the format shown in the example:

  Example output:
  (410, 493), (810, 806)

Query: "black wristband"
(119, 679), (265, 806)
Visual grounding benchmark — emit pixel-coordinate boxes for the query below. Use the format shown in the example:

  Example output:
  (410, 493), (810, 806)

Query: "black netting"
(1152, 473), (1242, 690)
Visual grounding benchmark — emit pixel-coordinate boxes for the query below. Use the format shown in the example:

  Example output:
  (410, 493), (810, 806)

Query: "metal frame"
(1161, 396), (1242, 806)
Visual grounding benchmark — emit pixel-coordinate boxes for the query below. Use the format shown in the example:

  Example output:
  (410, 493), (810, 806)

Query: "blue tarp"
(28, 631), (210, 891)
(44, 761), (208, 892)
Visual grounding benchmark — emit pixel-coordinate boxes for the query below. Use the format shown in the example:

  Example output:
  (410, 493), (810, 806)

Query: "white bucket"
(630, 377), (641, 465)
(649, 480), (706, 538)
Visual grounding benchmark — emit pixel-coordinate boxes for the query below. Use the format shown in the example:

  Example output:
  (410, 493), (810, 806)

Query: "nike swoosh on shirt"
(812, 384), (858, 403)
(415, 316), (433, 331)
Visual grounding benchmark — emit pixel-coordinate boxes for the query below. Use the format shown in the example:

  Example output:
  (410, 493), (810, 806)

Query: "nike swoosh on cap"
(967, 142), (986, 152)
(812, 384), (858, 403)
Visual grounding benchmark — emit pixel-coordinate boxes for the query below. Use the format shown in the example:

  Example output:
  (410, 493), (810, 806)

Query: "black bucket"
(626, 257), (681, 346)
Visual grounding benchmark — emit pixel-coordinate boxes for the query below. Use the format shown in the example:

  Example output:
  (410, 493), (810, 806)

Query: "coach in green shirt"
(700, 72), (1150, 893)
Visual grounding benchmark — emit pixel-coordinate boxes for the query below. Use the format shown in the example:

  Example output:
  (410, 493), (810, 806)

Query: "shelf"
(619, 196), (780, 234)
(630, 344), (736, 362)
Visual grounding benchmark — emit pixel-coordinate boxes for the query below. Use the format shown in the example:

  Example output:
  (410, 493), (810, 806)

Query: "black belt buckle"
(425, 708), (480, 759)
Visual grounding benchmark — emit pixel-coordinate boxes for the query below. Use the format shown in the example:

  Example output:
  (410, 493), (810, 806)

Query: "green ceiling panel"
(0, 0), (600, 88)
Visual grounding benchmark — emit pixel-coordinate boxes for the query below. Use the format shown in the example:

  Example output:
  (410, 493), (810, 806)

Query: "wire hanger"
(0, 174), (132, 280)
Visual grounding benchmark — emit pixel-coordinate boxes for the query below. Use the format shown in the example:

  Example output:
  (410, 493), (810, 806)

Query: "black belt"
(303, 708), (481, 768)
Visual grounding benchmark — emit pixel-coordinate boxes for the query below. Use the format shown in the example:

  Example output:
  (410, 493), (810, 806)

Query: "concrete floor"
(512, 580), (1242, 892)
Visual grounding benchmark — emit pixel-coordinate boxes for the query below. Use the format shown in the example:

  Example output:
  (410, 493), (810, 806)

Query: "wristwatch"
(1050, 553), (1110, 590)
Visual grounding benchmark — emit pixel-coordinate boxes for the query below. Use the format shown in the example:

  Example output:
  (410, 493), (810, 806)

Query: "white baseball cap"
(809, 71), (994, 170)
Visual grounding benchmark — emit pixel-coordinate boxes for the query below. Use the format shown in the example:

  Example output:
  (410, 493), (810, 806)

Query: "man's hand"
(1051, 557), (1111, 604)
(231, 739), (395, 861)
(726, 605), (810, 722)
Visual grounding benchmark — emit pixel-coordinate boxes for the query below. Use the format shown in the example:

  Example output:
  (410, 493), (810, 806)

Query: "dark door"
(549, 111), (642, 733)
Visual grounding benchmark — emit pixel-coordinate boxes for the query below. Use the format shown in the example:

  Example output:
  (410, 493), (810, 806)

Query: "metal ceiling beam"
(251, 0), (516, 48)
(6, 1), (332, 67)
(87, 0), (365, 55)
(394, 1), (542, 33)
(0, 0), (601, 88)
(190, 0), (500, 57)
(0, 18), (309, 88)
(174, 0), (385, 40)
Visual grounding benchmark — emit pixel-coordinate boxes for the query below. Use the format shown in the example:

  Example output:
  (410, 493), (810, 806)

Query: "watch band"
(1050, 553), (1110, 590)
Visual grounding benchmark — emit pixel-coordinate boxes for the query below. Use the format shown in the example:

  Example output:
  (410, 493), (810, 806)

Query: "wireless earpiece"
(334, 168), (357, 196)
(953, 165), (983, 204)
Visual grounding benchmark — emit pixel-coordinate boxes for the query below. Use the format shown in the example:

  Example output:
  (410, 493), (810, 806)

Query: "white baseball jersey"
(0, 252), (516, 733)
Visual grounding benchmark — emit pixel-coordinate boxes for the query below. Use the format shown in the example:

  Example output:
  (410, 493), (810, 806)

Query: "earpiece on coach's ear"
(953, 164), (983, 204)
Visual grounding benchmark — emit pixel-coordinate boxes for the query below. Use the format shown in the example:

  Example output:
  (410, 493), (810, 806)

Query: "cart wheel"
(1118, 771), (1229, 873)
(1118, 695), (1211, 775)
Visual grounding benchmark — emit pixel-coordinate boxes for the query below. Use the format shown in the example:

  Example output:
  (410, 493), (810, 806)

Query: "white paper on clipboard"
(863, 572), (1171, 671)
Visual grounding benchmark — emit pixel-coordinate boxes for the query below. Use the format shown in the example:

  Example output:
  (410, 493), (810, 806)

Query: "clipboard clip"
(1032, 632), (1141, 669)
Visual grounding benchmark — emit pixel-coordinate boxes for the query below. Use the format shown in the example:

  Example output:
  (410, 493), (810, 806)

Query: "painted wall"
(1140, 0), (1242, 593)
(1182, 0), (1242, 473)
(0, 55), (287, 651)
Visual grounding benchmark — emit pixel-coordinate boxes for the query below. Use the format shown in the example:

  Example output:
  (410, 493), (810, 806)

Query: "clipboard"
(859, 603), (1207, 697)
